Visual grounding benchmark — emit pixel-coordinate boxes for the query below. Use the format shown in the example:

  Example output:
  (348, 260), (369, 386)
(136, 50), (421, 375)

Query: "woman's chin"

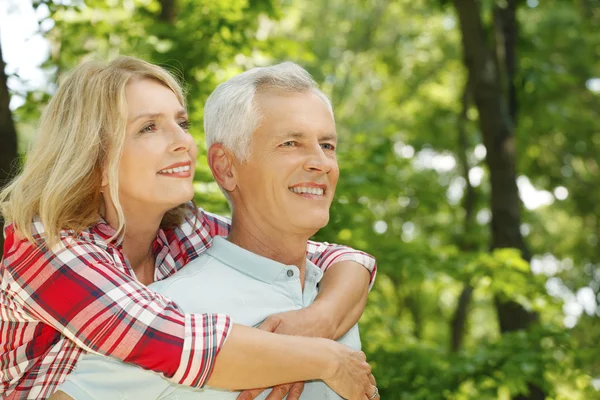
(157, 194), (194, 213)
(170, 196), (194, 208)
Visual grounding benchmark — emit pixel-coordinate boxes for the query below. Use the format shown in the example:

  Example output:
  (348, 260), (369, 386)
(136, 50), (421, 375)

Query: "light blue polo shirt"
(58, 236), (361, 399)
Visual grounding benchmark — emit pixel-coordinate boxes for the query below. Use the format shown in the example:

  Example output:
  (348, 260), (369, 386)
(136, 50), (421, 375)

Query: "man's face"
(231, 89), (339, 236)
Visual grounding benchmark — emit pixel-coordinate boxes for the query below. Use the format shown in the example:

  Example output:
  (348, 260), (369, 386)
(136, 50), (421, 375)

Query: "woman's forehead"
(125, 79), (185, 116)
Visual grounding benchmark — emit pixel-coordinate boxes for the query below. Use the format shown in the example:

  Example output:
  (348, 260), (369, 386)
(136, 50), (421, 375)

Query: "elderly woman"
(0, 57), (376, 400)
(52, 62), (380, 400)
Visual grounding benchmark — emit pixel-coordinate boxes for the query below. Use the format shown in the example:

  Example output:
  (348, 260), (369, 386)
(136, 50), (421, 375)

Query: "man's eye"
(321, 143), (336, 151)
(281, 141), (297, 147)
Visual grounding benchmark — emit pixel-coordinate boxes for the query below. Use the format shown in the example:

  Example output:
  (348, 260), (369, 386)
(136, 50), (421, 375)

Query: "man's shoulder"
(153, 251), (221, 289)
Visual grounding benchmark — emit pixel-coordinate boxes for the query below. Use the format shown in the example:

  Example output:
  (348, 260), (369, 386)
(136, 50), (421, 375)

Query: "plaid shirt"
(1, 204), (376, 399)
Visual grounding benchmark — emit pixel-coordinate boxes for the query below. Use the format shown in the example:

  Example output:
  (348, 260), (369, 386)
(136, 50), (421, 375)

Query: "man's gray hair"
(204, 61), (334, 162)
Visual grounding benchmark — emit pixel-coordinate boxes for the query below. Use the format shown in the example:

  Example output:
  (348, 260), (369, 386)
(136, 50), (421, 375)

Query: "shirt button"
(287, 270), (294, 277)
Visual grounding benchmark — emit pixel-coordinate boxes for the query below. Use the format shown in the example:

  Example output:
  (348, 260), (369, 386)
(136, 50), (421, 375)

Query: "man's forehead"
(253, 89), (336, 139)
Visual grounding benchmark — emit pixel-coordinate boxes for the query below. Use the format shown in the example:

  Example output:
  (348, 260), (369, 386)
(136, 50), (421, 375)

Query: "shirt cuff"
(173, 313), (232, 387)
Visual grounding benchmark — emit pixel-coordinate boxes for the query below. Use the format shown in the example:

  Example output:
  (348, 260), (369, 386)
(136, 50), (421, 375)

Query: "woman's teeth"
(289, 187), (324, 196)
(158, 165), (190, 174)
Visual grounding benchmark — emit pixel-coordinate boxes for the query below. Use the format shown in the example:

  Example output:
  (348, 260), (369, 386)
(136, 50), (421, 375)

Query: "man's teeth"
(158, 165), (190, 174)
(289, 187), (324, 196)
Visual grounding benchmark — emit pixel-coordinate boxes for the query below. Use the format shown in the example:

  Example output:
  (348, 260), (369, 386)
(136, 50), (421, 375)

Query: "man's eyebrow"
(320, 133), (338, 142)
(275, 131), (338, 141)
(129, 108), (187, 124)
(274, 131), (305, 141)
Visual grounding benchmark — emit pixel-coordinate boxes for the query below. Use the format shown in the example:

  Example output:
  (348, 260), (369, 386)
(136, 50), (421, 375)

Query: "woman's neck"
(103, 198), (163, 284)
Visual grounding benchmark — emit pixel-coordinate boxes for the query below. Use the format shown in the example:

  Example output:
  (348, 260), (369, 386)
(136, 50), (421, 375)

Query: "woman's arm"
(51, 326), (372, 400)
(3, 229), (229, 389)
(313, 260), (372, 339)
(305, 239), (377, 289)
(200, 208), (377, 339)
(4, 227), (372, 396)
(209, 325), (372, 397)
(255, 261), (371, 340)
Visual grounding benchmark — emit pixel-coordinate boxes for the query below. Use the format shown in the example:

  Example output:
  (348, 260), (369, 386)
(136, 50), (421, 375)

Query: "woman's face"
(114, 78), (197, 216)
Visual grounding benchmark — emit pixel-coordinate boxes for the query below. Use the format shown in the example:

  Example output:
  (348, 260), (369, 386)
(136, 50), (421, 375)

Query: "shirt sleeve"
(2, 226), (231, 388)
(198, 207), (377, 290)
(306, 240), (377, 290)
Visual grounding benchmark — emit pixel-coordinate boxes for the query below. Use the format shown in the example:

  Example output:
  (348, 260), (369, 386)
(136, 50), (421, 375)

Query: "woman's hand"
(368, 372), (380, 400)
(236, 382), (304, 400)
(48, 390), (73, 400)
(321, 342), (373, 400)
(257, 306), (333, 337)
(237, 338), (374, 400)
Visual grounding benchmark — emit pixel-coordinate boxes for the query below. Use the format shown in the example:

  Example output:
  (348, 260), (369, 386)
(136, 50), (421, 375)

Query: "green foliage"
(10, 0), (600, 398)
(366, 326), (597, 400)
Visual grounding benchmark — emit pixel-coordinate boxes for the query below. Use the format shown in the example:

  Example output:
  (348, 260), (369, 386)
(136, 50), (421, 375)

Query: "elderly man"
(54, 62), (378, 400)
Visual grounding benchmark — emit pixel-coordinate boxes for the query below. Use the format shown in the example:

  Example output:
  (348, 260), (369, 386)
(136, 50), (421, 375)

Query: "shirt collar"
(93, 219), (118, 242)
(92, 218), (169, 250)
(207, 236), (322, 284)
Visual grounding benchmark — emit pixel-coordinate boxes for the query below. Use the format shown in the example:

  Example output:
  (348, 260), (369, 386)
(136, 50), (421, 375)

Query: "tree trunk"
(493, 1), (519, 124)
(450, 80), (476, 352)
(0, 39), (19, 259)
(158, 0), (178, 23)
(450, 285), (473, 352)
(452, 1), (544, 399)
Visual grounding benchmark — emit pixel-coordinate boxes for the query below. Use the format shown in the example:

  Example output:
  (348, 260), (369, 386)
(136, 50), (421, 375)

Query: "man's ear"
(208, 143), (237, 192)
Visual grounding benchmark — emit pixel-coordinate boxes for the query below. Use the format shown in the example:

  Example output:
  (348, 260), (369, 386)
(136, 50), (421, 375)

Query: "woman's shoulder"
(170, 203), (230, 239)
(2, 218), (116, 271)
(162, 203), (230, 263)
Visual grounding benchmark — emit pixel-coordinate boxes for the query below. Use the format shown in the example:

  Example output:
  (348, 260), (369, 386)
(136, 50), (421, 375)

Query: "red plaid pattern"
(1, 203), (376, 399)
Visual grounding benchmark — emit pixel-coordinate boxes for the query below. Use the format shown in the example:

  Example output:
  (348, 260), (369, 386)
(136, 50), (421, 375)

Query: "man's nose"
(304, 145), (333, 173)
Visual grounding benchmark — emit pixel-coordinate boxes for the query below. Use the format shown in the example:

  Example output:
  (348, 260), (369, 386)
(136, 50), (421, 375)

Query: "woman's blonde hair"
(0, 56), (189, 246)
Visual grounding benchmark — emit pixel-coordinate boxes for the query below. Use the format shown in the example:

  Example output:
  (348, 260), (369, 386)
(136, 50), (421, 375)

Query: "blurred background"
(0, 0), (599, 399)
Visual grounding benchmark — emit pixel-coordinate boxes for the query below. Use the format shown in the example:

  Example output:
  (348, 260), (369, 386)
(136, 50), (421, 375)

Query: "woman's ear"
(207, 143), (237, 193)
(100, 163), (109, 192)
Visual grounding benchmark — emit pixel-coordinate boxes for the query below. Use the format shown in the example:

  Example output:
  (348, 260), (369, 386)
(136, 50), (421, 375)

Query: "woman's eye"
(179, 120), (191, 130)
(140, 123), (156, 134)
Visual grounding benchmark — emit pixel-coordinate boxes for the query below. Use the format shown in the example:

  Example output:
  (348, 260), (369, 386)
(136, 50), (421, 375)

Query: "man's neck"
(227, 214), (310, 288)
